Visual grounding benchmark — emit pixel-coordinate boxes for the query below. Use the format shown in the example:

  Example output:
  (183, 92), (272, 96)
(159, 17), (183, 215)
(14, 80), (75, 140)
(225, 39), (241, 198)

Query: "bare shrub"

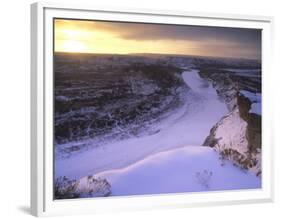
(195, 170), (213, 189)
(54, 176), (79, 199)
(54, 175), (111, 199)
(79, 175), (111, 197)
(219, 148), (257, 171)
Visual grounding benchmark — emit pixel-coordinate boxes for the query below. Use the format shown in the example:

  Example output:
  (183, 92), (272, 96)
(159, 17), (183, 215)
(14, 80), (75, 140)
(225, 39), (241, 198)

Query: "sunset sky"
(54, 19), (261, 60)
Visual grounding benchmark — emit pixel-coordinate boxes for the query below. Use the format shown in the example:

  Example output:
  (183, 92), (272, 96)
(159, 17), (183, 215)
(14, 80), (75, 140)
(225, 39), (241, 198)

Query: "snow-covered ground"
(55, 69), (261, 196)
(212, 108), (249, 154)
(55, 70), (228, 179)
(94, 146), (260, 196)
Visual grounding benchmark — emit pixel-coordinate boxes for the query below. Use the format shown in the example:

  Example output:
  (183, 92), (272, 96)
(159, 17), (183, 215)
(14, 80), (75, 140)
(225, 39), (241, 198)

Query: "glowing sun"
(60, 40), (87, 53)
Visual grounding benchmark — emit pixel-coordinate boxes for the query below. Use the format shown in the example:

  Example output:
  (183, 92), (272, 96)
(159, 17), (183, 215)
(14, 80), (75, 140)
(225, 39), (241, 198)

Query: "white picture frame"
(31, 2), (274, 217)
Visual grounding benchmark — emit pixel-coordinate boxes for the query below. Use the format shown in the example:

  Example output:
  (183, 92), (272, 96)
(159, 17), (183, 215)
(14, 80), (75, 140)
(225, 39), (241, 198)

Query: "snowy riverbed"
(55, 69), (261, 195)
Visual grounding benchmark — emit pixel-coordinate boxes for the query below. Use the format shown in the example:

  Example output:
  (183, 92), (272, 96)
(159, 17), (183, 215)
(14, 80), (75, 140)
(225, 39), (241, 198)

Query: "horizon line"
(54, 51), (261, 61)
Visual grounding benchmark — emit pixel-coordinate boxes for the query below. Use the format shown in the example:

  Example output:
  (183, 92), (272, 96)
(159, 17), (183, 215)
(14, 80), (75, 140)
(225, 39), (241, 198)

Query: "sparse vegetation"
(219, 148), (258, 172)
(54, 176), (111, 199)
(54, 176), (79, 199)
(55, 53), (188, 154)
(195, 170), (213, 189)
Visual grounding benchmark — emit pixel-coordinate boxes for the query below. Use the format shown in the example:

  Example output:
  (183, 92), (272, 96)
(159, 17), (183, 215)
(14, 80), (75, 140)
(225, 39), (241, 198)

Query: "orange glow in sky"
(54, 19), (261, 59)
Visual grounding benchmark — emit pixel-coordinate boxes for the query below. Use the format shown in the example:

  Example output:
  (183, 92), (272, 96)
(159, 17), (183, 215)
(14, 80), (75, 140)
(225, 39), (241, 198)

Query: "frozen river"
(55, 69), (228, 179)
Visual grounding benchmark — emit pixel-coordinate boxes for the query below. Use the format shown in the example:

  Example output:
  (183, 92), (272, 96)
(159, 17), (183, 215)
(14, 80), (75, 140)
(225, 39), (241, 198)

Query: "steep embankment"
(201, 69), (262, 176)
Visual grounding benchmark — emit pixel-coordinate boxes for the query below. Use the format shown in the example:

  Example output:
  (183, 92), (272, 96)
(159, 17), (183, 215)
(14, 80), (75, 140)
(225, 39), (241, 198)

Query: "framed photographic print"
(31, 2), (274, 216)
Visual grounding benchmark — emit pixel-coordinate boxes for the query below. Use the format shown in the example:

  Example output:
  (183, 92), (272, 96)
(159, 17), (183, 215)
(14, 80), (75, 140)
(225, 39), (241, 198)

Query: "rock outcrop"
(237, 93), (262, 153)
(198, 65), (262, 176)
(203, 92), (261, 176)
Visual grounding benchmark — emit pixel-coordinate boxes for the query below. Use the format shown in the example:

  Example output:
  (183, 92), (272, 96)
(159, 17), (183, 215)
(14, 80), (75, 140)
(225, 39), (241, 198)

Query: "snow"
(56, 95), (71, 102)
(200, 105), (261, 176)
(87, 146), (260, 196)
(55, 69), (260, 196)
(250, 102), (261, 115)
(240, 90), (261, 115)
(56, 69), (228, 180)
(214, 108), (248, 154)
(182, 70), (217, 95)
(240, 90), (261, 102)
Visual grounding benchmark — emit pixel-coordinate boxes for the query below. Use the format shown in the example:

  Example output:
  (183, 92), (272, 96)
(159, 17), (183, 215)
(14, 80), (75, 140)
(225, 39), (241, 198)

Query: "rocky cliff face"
(203, 94), (261, 176)
(198, 68), (261, 111)
(201, 67), (261, 176)
(237, 93), (262, 153)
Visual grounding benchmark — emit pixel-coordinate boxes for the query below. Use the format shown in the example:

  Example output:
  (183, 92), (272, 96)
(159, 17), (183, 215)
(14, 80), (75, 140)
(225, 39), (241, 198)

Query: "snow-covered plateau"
(54, 53), (262, 199)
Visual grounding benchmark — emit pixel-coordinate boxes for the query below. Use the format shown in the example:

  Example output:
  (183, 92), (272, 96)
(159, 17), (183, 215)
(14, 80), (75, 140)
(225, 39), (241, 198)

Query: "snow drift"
(78, 146), (260, 197)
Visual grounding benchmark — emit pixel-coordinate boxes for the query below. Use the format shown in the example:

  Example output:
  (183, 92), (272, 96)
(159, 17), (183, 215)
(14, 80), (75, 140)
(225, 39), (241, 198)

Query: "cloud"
(56, 19), (260, 42)
(55, 19), (261, 59)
